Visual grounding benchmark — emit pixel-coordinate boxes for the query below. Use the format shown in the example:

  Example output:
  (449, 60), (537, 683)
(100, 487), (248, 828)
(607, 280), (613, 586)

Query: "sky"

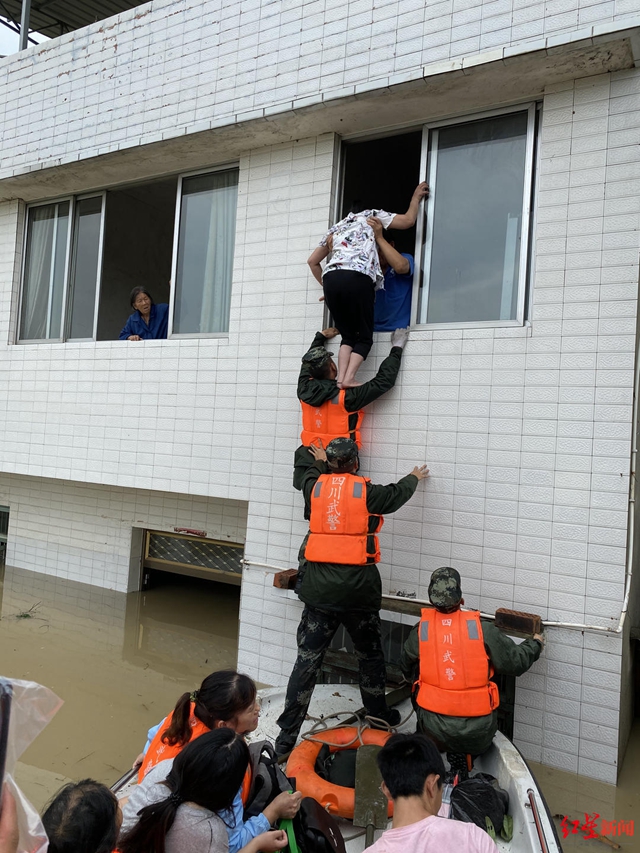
(0, 17), (48, 55)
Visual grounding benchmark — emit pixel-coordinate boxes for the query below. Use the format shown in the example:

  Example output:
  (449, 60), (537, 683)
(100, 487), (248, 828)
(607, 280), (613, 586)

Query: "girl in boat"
(135, 669), (300, 853)
(119, 729), (287, 853)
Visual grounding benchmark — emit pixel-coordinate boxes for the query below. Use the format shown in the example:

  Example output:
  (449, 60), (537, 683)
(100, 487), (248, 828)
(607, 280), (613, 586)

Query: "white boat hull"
(253, 685), (562, 853)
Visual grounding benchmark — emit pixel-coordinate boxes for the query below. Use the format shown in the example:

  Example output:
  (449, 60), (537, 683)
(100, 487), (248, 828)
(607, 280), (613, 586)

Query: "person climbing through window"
(306, 182), (428, 388)
(294, 325), (410, 492)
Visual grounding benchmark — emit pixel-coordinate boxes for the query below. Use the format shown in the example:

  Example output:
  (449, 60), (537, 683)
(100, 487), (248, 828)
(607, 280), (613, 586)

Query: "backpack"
(243, 740), (292, 819)
(450, 774), (512, 841)
(282, 797), (347, 853)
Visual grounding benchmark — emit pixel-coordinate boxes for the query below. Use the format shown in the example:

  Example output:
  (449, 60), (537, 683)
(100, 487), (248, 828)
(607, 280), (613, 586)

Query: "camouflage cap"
(428, 566), (462, 609)
(302, 347), (334, 369)
(326, 437), (359, 468)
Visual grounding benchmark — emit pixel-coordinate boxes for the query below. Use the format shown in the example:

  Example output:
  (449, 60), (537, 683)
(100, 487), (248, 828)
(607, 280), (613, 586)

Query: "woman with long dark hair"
(120, 729), (287, 853)
(135, 670), (300, 853)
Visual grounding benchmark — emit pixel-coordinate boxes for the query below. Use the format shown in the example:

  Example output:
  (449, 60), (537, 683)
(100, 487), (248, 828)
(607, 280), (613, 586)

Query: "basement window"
(18, 166), (239, 342)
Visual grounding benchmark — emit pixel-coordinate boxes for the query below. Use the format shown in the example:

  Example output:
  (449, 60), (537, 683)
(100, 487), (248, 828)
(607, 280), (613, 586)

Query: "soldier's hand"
(533, 633), (545, 647)
(321, 326), (339, 339)
(310, 442), (327, 462)
(391, 327), (409, 349)
(411, 464), (429, 480)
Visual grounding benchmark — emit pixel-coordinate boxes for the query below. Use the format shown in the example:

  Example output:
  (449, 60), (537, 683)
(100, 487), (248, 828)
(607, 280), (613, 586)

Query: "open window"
(18, 166), (239, 342)
(416, 105), (537, 327)
(339, 105), (537, 330)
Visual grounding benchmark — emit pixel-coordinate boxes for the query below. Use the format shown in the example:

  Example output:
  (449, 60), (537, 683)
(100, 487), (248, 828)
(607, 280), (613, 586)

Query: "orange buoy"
(285, 727), (393, 819)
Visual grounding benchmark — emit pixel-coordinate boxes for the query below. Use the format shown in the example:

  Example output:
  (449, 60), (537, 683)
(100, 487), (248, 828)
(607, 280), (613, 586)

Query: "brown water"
(0, 564), (638, 851)
(0, 565), (239, 809)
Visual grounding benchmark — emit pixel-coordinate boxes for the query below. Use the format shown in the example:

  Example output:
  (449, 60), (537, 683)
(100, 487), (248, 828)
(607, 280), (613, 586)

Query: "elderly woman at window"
(119, 287), (169, 341)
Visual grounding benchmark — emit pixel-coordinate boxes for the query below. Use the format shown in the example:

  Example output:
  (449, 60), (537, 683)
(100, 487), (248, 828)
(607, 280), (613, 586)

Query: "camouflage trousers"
(276, 605), (388, 747)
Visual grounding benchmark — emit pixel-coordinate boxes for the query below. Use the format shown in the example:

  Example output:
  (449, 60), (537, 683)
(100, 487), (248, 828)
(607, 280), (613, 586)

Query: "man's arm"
(482, 620), (543, 676)
(367, 217), (410, 274)
(343, 335), (405, 411)
(388, 182), (429, 230)
(301, 459), (328, 512)
(366, 465), (429, 515)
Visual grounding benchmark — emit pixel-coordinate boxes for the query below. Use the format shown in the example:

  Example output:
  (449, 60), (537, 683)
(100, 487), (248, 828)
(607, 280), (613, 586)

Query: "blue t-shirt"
(374, 254), (414, 331)
(119, 302), (169, 340)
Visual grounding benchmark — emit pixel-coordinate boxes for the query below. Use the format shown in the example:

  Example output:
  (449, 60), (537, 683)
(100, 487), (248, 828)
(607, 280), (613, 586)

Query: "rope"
(299, 703), (415, 748)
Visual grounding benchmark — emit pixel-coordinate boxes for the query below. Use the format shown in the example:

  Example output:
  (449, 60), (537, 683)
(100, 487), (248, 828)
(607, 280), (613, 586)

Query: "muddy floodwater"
(0, 564), (638, 851)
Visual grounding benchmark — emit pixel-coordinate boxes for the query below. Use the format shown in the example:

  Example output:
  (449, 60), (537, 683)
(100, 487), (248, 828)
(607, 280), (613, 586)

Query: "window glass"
(20, 201), (69, 340)
(68, 196), (103, 339)
(420, 111), (529, 325)
(173, 169), (239, 335)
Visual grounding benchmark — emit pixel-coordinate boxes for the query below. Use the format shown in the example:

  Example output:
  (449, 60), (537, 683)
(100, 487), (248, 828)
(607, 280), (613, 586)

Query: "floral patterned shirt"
(320, 209), (396, 285)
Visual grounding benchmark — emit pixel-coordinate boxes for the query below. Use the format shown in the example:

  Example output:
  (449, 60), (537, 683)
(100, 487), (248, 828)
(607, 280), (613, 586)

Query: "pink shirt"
(367, 815), (499, 853)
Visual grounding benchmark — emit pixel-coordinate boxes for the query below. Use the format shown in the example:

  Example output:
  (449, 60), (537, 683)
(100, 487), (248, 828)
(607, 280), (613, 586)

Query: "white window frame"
(17, 191), (106, 343)
(168, 163), (240, 339)
(411, 103), (537, 329)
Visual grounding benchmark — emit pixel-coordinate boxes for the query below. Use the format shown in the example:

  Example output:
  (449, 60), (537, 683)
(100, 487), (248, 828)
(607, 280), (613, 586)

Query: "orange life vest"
(305, 474), (383, 565)
(300, 391), (364, 448)
(138, 704), (252, 801)
(416, 608), (499, 718)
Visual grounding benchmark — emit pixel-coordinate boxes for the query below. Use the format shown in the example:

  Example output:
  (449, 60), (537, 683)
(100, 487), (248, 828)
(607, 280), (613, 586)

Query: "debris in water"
(15, 602), (42, 619)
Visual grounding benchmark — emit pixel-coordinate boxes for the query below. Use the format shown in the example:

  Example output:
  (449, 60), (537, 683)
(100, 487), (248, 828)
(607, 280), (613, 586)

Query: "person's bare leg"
(340, 352), (365, 388)
(337, 344), (352, 387)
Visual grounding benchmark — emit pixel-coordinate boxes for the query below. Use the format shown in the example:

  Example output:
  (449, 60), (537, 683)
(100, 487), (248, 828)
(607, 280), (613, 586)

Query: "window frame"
(409, 103), (538, 330)
(17, 191), (106, 344)
(168, 162), (240, 340)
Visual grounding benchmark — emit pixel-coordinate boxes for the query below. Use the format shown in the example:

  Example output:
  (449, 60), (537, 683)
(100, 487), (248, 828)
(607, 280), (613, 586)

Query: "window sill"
(399, 322), (532, 340)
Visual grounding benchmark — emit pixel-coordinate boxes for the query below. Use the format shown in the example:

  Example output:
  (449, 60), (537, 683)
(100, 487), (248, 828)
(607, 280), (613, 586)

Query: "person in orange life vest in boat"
(133, 670), (301, 852)
(400, 567), (544, 769)
(294, 326), (410, 494)
(275, 437), (430, 757)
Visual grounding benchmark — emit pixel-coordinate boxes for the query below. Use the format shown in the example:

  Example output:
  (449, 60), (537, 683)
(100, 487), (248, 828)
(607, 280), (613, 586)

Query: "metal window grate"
(147, 533), (242, 575)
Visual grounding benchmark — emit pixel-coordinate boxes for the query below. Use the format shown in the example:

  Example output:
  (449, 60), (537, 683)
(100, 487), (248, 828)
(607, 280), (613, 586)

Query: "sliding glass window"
(19, 195), (105, 342)
(172, 168), (239, 336)
(416, 105), (536, 327)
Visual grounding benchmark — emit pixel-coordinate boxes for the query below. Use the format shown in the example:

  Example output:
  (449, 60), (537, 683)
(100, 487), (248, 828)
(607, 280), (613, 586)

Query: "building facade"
(1, 0), (639, 784)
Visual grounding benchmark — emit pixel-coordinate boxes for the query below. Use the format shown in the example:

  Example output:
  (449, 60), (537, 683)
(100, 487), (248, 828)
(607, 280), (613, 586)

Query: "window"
(416, 105), (536, 326)
(18, 166), (239, 342)
(172, 169), (239, 336)
(19, 195), (105, 341)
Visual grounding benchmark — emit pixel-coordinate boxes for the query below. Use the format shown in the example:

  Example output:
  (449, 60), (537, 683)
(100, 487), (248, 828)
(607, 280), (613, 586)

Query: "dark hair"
(42, 780), (119, 853)
(308, 361), (333, 380)
(377, 733), (445, 799)
(119, 729), (248, 853)
(129, 287), (154, 308)
(162, 669), (256, 747)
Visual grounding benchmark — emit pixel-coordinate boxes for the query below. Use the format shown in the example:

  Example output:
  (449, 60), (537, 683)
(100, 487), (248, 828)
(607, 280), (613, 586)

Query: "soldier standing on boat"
(294, 326), (410, 493)
(275, 437), (429, 756)
(400, 567), (544, 771)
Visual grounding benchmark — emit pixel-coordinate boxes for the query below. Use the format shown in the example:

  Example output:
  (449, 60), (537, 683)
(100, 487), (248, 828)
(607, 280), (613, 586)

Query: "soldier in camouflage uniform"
(401, 567), (544, 759)
(275, 438), (429, 756)
(294, 326), (410, 493)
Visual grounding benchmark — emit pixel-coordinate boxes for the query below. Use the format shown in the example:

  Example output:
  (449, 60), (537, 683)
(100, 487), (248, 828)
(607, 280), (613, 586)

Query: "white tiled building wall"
(0, 0), (638, 784)
(0, 474), (247, 589)
(0, 0), (638, 180)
